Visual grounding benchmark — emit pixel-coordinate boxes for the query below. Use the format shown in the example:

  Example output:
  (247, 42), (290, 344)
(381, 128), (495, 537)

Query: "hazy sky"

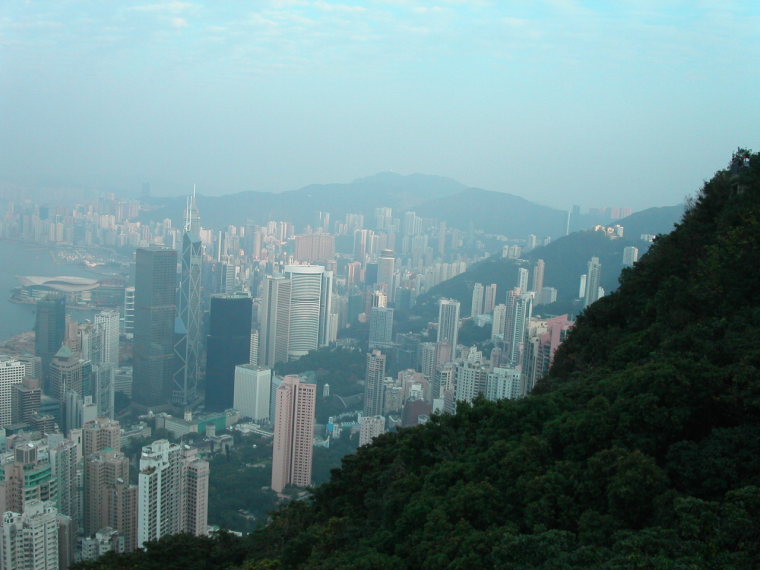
(2, 1), (759, 210)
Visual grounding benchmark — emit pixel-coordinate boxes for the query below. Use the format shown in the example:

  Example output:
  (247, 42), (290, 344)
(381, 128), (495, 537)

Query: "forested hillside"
(77, 151), (760, 569)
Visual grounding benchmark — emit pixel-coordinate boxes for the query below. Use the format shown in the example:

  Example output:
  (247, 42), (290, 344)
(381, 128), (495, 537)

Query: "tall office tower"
(50, 439), (79, 524)
(377, 250), (395, 300)
(318, 270), (334, 348)
(271, 376), (316, 493)
(258, 277), (291, 368)
(363, 350), (386, 417)
(82, 417), (121, 457)
(17, 354), (43, 382)
(92, 364), (115, 419)
(84, 450), (129, 536)
(359, 415), (386, 447)
(0, 357), (24, 427)
(471, 283), (485, 318)
(516, 267), (529, 293)
(122, 287), (135, 336)
(506, 294), (534, 365)
(294, 233), (335, 262)
(483, 283), (498, 315)
(584, 257), (602, 308)
(249, 330), (259, 366)
(0, 500), (59, 570)
(531, 259), (545, 294)
(12, 380), (41, 424)
(368, 307), (394, 349)
(49, 345), (91, 403)
(486, 367), (522, 401)
(0, 443), (58, 514)
(173, 192), (203, 402)
(133, 247), (177, 406)
(137, 440), (210, 547)
(283, 265), (333, 359)
(233, 365), (271, 422)
(35, 294), (66, 384)
(418, 342), (438, 379)
(622, 246), (639, 267)
(95, 310), (120, 367)
(205, 294), (252, 412)
(436, 299), (460, 361)
(491, 304), (507, 342)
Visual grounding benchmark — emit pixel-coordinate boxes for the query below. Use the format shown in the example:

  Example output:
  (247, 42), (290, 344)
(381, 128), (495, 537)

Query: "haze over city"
(2, 1), (759, 208)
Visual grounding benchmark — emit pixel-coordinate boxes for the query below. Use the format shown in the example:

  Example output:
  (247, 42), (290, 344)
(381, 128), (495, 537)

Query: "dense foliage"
(77, 151), (760, 568)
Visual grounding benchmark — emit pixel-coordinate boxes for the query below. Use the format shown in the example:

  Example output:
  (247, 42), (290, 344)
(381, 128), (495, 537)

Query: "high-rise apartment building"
(516, 267), (529, 293)
(483, 283), (498, 315)
(137, 440), (209, 547)
(584, 257), (602, 308)
(359, 415), (386, 447)
(233, 365), (271, 422)
(471, 283), (485, 318)
(284, 265), (333, 359)
(84, 450), (129, 536)
(486, 367), (522, 401)
(271, 376), (316, 493)
(35, 294), (66, 384)
(0, 500), (59, 570)
(258, 276), (291, 368)
(0, 443), (58, 515)
(368, 307), (394, 349)
(492, 304), (507, 342)
(363, 350), (386, 417)
(133, 247), (177, 406)
(173, 190), (203, 407)
(531, 259), (545, 294)
(205, 294), (253, 412)
(622, 246), (639, 267)
(376, 250), (395, 300)
(436, 299), (460, 362)
(0, 357), (24, 427)
(82, 417), (121, 457)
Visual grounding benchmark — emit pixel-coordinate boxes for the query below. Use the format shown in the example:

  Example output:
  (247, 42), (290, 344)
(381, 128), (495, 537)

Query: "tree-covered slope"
(77, 151), (760, 569)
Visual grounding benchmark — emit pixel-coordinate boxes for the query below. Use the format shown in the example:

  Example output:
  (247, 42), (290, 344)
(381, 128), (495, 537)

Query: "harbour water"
(0, 241), (102, 344)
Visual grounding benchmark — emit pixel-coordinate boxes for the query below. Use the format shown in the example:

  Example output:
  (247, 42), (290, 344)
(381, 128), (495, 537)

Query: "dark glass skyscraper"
(133, 247), (177, 406)
(35, 294), (66, 387)
(205, 294), (252, 411)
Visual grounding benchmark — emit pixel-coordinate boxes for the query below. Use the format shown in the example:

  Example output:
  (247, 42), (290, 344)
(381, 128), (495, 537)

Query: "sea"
(0, 241), (101, 343)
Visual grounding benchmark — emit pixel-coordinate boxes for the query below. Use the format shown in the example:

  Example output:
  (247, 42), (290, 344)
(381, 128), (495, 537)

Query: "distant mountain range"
(142, 172), (675, 239)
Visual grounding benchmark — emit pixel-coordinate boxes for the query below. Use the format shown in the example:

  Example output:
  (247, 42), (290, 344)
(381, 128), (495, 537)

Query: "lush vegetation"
(76, 151), (760, 568)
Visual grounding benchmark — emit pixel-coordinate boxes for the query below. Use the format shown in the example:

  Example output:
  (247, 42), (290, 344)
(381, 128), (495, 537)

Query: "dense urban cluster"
(0, 179), (647, 568)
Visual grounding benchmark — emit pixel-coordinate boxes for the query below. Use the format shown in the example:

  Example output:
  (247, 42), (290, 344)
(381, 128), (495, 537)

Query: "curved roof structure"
(17, 275), (100, 293)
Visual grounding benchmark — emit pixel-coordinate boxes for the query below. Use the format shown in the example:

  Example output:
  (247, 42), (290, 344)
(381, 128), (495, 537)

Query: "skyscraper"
(271, 376), (316, 493)
(258, 276), (291, 368)
(363, 350), (386, 417)
(584, 257), (602, 307)
(205, 294), (252, 412)
(95, 310), (120, 367)
(133, 247), (177, 406)
(359, 415), (386, 447)
(471, 283), (485, 318)
(377, 250), (395, 300)
(35, 294), (66, 385)
(283, 265), (333, 360)
(0, 357), (24, 427)
(368, 307), (394, 349)
(49, 345), (91, 403)
(491, 304), (507, 342)
(506, 293), (533, 365)
(173, 189), (203, 406)
(436, 299), (460, 362)
(0, 500), (60, 570)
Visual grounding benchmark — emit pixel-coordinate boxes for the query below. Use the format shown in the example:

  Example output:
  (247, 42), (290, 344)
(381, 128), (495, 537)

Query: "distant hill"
(615, 204), (685, 239)
(141, 172), (614, 237)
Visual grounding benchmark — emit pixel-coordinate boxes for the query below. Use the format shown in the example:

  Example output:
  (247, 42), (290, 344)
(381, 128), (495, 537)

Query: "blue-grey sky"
(1, 1), (759, 210)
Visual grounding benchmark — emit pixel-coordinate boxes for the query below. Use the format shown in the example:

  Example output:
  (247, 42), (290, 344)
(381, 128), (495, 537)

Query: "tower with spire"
(173, 187), (203, 406)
